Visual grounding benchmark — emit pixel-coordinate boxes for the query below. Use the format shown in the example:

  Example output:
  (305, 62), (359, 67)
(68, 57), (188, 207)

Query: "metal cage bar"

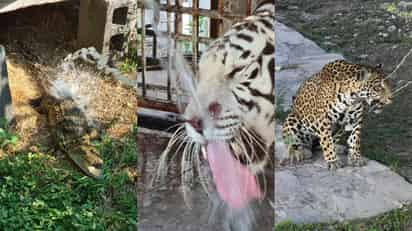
(137, 0), (250, 113)
(191, 0), (199, 69)
(140, 5), (146, 97)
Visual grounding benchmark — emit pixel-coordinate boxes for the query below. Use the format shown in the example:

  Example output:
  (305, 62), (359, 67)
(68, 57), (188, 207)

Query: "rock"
(275, 160), (412, 224)
(301, 12), (321, 22)
(388, 25), (397, 32)
(287, 5), (299, 10)
(275, 126), (412, 225)
(374, 18), (383, 23)
(323, 41), (336, 46)
(0, 45), (14, 124)
(275, 21), (343, 109)
(379, 32), (389, 37)
(96, 55), (109, 70)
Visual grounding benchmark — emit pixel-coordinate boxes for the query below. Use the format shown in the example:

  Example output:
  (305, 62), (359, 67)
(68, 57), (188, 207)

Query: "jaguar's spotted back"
(282, 60), (392, 169)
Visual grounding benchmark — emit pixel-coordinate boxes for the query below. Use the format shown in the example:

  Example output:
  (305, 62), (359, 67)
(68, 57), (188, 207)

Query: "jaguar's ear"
(359, 67), (371, 81)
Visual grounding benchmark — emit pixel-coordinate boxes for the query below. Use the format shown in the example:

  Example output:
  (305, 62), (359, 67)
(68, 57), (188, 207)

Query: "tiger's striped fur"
(154, 2), (275, 219)
(183, 0), (274, 174)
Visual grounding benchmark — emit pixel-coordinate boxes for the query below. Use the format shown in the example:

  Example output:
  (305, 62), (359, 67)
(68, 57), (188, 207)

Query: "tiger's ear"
(375, 63), (383, 69)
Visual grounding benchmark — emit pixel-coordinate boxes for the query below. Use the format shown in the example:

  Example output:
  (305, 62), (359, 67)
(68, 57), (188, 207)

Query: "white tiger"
(155, 0), (274, 215)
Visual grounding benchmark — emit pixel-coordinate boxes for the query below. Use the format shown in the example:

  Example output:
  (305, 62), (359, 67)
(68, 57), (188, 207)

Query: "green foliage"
(94, 125), (138, 231)
(0, 153), (105, 231)
(274, 220), (324, 231)
(119, 41), (138, 73)
(382, 3), (412, 19)
(274, 205), (412, 231)
(0, 124), (138, 231)
(0, 118), (17, 149)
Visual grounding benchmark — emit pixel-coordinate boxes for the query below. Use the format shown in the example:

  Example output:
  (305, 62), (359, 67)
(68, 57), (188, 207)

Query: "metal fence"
(137, 0), (251, 113)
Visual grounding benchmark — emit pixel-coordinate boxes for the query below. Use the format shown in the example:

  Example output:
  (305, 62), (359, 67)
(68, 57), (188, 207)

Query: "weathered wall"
(0, 0), (68, 14)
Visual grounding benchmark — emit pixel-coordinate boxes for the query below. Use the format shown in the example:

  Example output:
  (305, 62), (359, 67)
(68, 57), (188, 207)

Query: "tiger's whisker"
(164, 122), (185, 133)
(181, 141), (196, 208)
(152, 124), (185, 185)
(241, 126), (267, 153)
(238, 127), (257, 160)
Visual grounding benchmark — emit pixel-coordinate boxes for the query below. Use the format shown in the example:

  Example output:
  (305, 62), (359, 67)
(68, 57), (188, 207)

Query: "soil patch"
(0, 2), (136, 157)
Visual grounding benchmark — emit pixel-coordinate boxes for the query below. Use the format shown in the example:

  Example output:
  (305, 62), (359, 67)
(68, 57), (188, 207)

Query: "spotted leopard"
(282, 60), (392, 169)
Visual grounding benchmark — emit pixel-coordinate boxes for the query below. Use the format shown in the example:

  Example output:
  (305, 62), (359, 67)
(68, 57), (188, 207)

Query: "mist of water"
(47, 59), (100, 127)
(143, 0), (203, 116)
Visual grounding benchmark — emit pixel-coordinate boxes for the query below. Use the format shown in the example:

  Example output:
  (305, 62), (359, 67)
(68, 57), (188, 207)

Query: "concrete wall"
(0, 0), (67, 14)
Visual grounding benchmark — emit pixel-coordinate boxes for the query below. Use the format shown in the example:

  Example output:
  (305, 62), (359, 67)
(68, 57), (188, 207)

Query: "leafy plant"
(0, 124), (138, 230)
(0, 118), (17, 149)
(119, 40), (138, 73)
(0, 153), (105, 230)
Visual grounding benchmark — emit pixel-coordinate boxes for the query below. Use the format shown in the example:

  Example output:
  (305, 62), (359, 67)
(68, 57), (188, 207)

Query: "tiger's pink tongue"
(206, 141), (262, 209)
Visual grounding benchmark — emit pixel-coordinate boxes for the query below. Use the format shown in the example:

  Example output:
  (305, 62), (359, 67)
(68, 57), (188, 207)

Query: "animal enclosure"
(137, 0), (253, 115)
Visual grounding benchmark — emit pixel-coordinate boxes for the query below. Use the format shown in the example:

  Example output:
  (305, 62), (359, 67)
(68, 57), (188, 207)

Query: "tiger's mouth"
(184, 120), (263, 209)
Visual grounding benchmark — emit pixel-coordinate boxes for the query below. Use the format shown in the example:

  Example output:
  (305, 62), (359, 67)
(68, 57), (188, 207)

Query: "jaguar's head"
(358, 65), (392, 113)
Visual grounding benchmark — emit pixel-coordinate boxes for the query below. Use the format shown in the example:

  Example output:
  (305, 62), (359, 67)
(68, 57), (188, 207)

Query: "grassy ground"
(275, 204), (412, 231)
(0, 124), (138, 231)
(276, 0), (412, 229)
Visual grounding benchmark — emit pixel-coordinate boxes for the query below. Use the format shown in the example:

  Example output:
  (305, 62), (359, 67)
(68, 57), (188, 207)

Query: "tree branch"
(386, 47), (412, 79)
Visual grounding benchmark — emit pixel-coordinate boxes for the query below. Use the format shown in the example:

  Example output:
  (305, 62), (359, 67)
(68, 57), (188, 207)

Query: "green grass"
(0, 123), (137, 230)
(361, 125), (401, 171)
(275, 204), (412, 231)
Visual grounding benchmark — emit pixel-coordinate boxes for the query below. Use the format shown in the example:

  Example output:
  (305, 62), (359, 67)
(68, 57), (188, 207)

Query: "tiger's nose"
(186, 118), (203, 133)
(208, 101), (222, 118)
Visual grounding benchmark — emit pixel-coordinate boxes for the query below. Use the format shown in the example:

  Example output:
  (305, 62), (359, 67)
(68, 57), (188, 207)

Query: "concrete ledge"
(0, 0), (68, 14)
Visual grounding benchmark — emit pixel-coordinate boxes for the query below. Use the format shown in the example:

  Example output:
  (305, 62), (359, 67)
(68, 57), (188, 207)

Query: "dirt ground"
(277, 0), (412, 182)
(0, 2), (136, 156)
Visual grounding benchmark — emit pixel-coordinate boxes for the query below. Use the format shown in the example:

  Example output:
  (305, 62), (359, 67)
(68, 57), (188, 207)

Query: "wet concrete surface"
(137, 128), (274, 231)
